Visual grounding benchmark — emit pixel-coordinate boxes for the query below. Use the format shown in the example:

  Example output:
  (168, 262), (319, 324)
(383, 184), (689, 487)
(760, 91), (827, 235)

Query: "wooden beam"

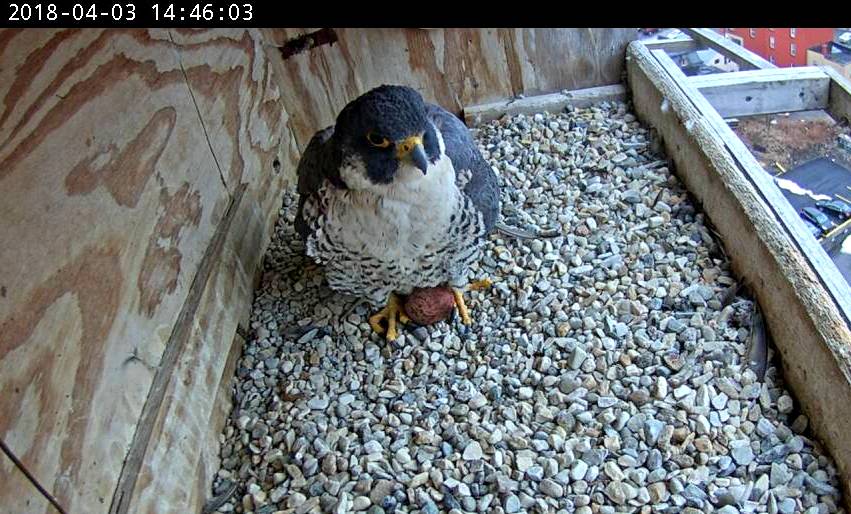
(641, 36), (701, 55)
(687, 67), (831, 117)
(821, 65), (851, 124)
(681, 28), (777, 70)
(463, 84), (627, 126)
(628, 41), (851, 500)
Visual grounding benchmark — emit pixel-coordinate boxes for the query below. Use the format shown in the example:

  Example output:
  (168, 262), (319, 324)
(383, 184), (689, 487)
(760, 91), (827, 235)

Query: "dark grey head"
(333, 85), (441, 186)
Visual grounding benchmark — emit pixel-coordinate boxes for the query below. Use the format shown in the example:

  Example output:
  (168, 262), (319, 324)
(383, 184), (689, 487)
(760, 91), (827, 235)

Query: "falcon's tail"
(495, 222), (560, 240)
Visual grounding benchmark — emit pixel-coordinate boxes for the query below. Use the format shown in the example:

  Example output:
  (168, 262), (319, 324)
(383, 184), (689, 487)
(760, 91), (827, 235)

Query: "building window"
(791, 43), (797, 56)
(750, 28), (756, 38)
(769, 55), (776, 64)
(770, 36), (776, 49)
(790, 28), (797, 38)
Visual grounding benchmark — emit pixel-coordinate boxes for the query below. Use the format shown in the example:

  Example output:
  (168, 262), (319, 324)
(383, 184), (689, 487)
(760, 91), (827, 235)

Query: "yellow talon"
(469, 278), (493, 291)
(369, 293), (408, 341)
(453, 289), (472, 325)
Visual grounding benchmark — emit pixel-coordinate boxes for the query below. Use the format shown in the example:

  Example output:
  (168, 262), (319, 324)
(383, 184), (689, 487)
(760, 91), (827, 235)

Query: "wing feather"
(426, 104), (500, 232)
(294, 126), (340, 239)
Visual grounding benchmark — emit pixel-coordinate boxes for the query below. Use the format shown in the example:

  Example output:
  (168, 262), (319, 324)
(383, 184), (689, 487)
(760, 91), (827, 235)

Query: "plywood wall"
(0, 28), (633, 513)
(264, 28), (635, 152)
(0, 28), (294, 514)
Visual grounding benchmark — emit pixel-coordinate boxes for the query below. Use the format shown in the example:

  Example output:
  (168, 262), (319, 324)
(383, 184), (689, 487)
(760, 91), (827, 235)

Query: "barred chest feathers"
(304, 151), (485, 304)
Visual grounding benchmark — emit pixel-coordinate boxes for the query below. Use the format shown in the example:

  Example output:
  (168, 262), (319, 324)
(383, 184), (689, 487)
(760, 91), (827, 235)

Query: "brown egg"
(404, 286), (456, 325)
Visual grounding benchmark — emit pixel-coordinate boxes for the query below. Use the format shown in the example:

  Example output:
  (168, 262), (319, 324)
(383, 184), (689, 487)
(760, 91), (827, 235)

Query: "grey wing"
(426, 104), (500, 233)
(294, 126), (338, 240)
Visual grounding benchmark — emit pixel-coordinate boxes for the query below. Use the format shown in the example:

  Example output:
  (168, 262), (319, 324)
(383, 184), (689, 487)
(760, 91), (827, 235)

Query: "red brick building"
(716, 28), (834, 67)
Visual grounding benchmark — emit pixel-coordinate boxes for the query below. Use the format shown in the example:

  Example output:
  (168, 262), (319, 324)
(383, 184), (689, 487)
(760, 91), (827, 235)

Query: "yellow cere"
(396, 135), (424, 158)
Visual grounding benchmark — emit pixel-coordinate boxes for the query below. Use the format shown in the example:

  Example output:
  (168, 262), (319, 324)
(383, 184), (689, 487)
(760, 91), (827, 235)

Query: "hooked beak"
(397, 135), (429, 175)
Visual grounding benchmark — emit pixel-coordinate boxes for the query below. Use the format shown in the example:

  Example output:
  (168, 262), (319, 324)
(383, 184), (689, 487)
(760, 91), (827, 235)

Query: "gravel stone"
(206, 103), (846, 513)
(539, 478), (564, 498)
(730, 439), (755, 465)
(463, 441), (483, 460)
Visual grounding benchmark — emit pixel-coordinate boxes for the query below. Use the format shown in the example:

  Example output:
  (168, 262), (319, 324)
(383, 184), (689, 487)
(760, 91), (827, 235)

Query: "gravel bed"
(208, 101), (846, 514)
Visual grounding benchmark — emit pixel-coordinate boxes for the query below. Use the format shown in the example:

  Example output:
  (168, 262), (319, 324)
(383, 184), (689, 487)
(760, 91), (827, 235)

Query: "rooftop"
(776, 157), (851, 284)
(778, 157), (851, 212)
(809, 41), (851, 65)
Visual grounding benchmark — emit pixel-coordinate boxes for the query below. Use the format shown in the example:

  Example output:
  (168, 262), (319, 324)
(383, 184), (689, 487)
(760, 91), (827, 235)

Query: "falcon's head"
(332, 85), (443, 189)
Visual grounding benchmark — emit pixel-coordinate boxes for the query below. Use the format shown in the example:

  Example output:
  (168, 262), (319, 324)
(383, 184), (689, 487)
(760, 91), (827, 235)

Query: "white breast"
(327, 152), (459, 267)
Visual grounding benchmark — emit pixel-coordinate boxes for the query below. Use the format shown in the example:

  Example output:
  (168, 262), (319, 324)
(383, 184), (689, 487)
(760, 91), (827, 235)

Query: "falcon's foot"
(369, 293), (410, 341)
(469, 278), (493, 291)
(452, 289), (472, 325)
(453, 278), (493, 326)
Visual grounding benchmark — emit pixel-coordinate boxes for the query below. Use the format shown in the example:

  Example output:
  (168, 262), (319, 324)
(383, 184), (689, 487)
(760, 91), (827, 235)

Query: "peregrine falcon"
(294, 85), (499, 341)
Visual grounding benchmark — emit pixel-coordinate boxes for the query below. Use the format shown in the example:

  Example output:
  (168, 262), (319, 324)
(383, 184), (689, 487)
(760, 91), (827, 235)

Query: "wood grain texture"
(0, 457), (53, 514)
(117, 186), (251, 514)
(112, 29), (295, 514)
(0, 28), (233, 514)
(628, 41), (851, 500)
(263, 28), (635, 151)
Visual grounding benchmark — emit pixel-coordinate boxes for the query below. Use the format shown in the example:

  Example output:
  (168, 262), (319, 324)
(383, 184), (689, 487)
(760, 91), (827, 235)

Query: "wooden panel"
(688, 67), (831, 117)
(263, 28), (505, 150)
(628, 41), (851, 497)
(681, 28), (777, 70)
(116, 187), (253, 514)
(0, 29), (233, 514)
(262, 27), (322, 46)
(464, 84), (627, 125)
(262, 28), (635, 150)
(0, 467), (53, 514)
(112, 29), (296, 513)
(508, 28), (633, 96)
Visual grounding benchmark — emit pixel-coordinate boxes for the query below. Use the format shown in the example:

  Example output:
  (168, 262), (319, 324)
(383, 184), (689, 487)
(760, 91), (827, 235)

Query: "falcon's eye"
(366, 132), (391, 148)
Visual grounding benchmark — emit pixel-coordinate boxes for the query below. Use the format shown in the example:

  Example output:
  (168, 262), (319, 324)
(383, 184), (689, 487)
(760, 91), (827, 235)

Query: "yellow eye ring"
(367, 132), (391, 148)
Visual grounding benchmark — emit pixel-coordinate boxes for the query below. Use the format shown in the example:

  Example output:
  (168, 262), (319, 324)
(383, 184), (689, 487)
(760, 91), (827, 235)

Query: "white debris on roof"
(774, 177), (832, 202)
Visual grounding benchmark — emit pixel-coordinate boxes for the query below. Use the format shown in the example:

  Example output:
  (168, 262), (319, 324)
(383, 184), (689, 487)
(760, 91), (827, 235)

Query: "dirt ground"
(732, 111), (851, 174)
